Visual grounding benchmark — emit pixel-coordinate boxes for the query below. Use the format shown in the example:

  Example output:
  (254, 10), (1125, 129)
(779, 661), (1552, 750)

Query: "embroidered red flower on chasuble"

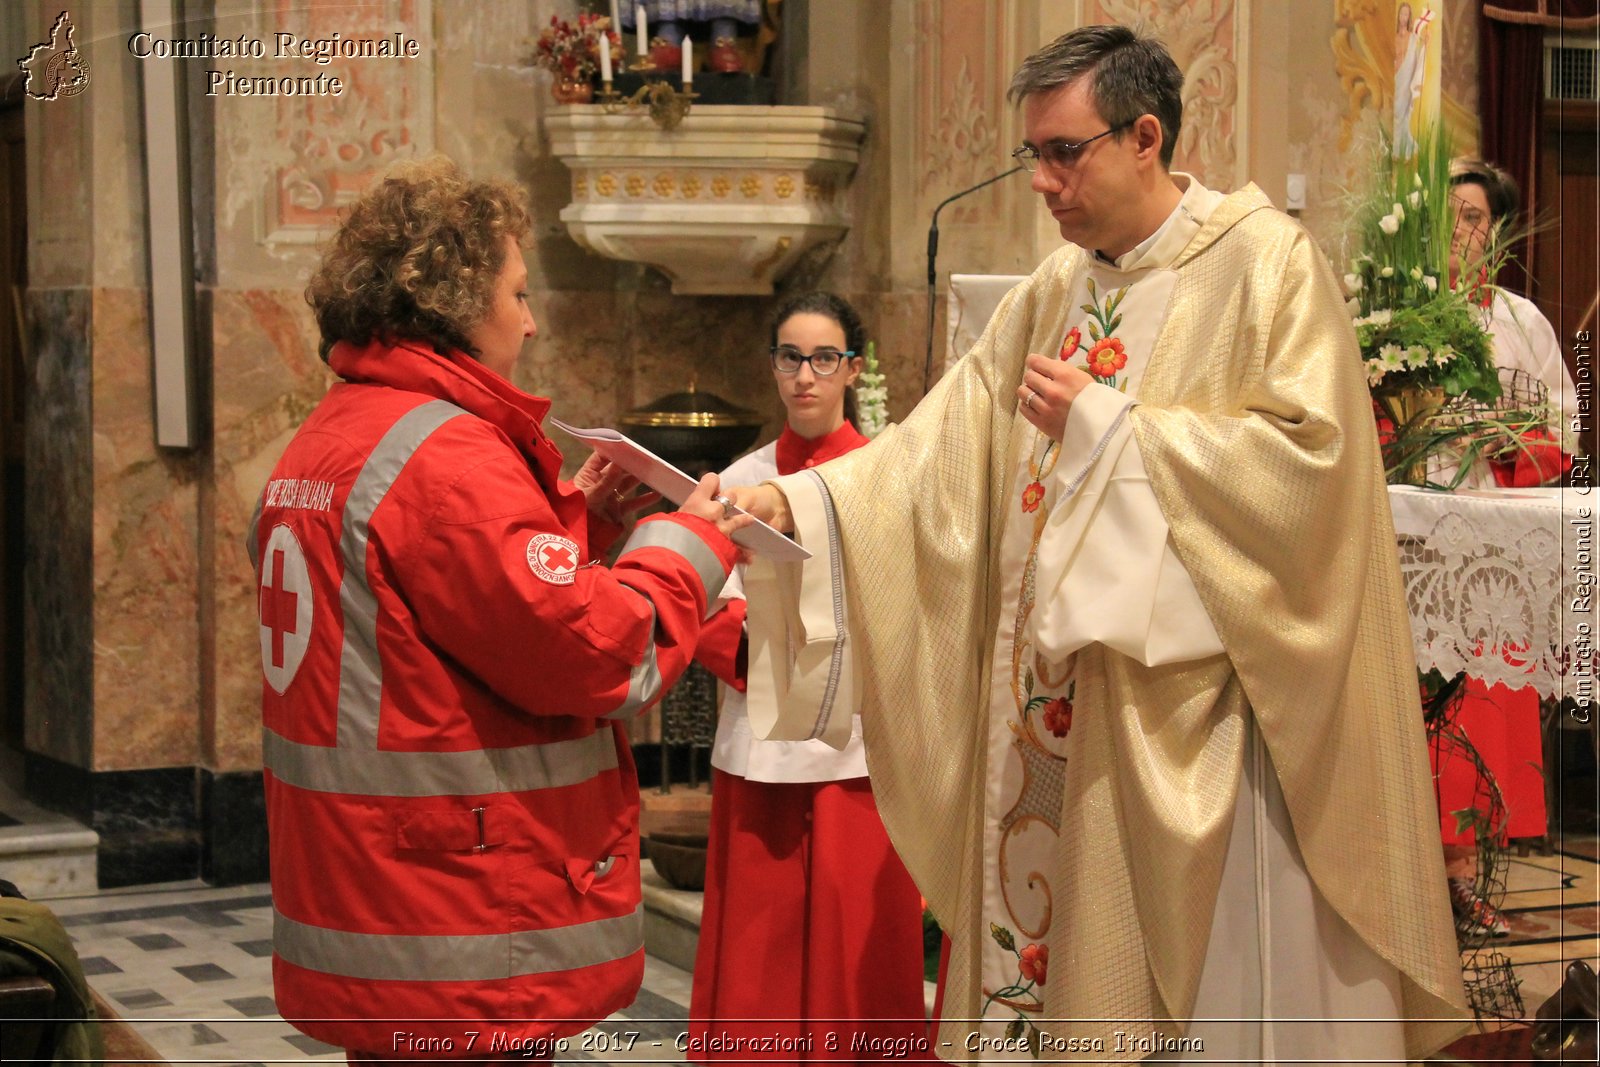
(1019, 942), (1049, 985)
(1020, 480), (1046, 513)
(1059, 326), (1082, 361)
(1041, 697), (1073, 738)
(1085, 336), (1127, 379)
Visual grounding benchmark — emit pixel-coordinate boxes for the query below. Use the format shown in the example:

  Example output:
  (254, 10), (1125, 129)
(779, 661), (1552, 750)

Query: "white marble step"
(0, 796), (98, 899)
(641, 858), (703, 972)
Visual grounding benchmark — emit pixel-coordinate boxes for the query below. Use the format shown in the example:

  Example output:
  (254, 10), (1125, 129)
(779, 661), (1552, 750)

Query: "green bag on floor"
(0, 895), (106, 1064)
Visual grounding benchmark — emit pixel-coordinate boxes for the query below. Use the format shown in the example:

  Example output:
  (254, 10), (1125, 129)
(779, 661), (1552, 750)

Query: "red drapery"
(1478, 1), (1599, 297)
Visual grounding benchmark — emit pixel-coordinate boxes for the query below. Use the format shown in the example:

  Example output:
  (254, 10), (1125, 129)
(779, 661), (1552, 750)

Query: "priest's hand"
(680, 473), (754, 542)
(726, 483), (793, 535)
(1018, 353), (1092, 442)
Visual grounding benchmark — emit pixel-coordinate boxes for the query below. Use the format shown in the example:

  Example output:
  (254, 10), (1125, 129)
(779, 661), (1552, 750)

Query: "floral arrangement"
(856, 340), (891, 438)
(532, 14), (617, 83)
(1344, 125), (1535, 485)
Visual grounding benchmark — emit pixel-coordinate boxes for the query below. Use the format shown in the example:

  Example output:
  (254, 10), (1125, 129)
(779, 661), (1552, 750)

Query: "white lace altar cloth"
(1388, 486), (1595, 700)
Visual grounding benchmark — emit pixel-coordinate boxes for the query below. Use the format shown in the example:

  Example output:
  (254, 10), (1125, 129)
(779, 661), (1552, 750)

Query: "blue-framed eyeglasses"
(1011, 122), (1135, 171)
(770, 346), (857, 375)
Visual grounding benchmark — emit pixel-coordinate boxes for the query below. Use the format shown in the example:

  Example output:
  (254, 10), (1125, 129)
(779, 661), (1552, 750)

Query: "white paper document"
(551, 418), (811, 561)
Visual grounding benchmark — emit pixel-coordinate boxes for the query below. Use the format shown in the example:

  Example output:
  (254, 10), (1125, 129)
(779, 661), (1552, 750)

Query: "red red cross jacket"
(249, 339), (736, 1055)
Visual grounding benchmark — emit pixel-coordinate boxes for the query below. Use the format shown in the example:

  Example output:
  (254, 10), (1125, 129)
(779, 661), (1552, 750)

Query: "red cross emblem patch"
(258, 523), (313, 694)
(527, 533), (580, 586)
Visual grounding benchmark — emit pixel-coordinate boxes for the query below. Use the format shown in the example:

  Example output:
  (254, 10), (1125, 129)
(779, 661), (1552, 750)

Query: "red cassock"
(687, 423), (929, 1064)
(1432, 680), (1547, 844)
(251, 339), (735, 1057)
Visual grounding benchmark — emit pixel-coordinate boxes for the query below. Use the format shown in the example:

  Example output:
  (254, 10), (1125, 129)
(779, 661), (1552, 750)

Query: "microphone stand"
(923, 165), (1024, 396)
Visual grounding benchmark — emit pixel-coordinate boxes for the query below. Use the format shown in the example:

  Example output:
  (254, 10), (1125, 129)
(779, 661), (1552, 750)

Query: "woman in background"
(688, 292), (927, 1062)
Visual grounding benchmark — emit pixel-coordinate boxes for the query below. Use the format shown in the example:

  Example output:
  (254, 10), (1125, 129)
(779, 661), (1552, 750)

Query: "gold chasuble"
(748, 184), (1467, 1062)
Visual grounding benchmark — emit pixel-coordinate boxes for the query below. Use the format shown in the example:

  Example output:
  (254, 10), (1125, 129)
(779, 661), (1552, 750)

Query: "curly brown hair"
(306, 155), (532, 361)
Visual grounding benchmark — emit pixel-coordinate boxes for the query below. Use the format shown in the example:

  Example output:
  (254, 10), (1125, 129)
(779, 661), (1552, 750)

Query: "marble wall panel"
(23, 288), (93, 767)
(89, 287), (201, 772)
(23, 1), (91, 290)
(208, 289), (332, 771)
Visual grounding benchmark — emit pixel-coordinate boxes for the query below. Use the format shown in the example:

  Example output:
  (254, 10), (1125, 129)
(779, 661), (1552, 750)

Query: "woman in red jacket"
(688, 293), (927, 1063)
(252, 156), (747, 1060)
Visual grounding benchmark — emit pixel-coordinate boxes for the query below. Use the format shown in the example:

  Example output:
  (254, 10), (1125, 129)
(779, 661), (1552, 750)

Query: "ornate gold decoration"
(652, 172), (675, 197)
(574, 175), (589, 199)
(594, 172), (617, 197)
(739, 174), (763, 198)
(681, 174), (702, 198)
(774, 174), (796, 199)
(624, 173), (646, 197)
(1331, 0), (1391, 151)
(710, 175), (731, 198)
(597, 60), (698, 131)
(749, 235), (792, 280)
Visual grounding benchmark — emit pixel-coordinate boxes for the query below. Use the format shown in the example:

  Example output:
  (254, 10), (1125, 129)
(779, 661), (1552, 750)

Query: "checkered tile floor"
(50, 882), (697, 1065)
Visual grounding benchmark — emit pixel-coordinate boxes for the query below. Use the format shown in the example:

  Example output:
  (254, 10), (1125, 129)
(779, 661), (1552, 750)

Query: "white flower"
(1410, 266), (1424, 281)
(1379, 343), (1406, 372)
(1423, 275), (1438, 292)
(1432, 345), (1456, 367)
(1403, 346), (1433, 369)
(1380, 266), (1395, 278)
(1409, 190), (1422, 208)
(1366, 361), (1389, 386)
(1344, 272), (1364, 292)
(1379, 213), (1400, 235)
(1353, 308), (1394, 328)
(1414, 173), (1424, 188)
(1393, 201), (1406, 222)
(1346, 297), (1361, 318)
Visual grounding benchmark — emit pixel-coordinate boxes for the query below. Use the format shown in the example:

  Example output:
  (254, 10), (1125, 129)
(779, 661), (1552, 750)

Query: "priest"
(730, 24), (1469, 1064)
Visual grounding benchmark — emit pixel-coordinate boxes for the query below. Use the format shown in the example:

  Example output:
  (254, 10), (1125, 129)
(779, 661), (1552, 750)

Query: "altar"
(1388, 485), (1595, 842)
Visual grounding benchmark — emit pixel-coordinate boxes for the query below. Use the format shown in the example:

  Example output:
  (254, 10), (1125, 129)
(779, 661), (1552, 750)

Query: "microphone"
(923, 165), (1025, 396)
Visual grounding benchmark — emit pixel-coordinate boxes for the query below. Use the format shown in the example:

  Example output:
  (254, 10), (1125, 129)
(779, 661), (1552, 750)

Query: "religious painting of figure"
(1393, 0), (1441, 157)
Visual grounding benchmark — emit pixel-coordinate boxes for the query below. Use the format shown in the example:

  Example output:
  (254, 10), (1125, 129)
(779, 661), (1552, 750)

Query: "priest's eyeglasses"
(1012, 122), (1134, 171)
(770, 346), (856, 375)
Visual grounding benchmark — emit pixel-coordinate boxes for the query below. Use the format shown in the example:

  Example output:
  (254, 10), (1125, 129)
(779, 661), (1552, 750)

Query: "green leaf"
(990, 922), (1017, 953)
(1450, 806), (1487, 836)
(1028, 1025), (1043, 1059)
(1085, 276), (1098, 300)
(1005, 1017), (1025, 1041)
(1107, 314), (1122, 335)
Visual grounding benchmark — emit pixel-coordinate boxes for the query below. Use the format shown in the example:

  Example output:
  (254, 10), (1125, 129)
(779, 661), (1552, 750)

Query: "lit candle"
(636, 5), (647, 56)
(599, 33), (612, 83)
(682, 36), (693, 85)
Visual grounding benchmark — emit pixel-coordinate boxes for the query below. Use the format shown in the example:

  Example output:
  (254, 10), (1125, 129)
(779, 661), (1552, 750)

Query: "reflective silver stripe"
(605, 587), (661, 718)
(337, 400), (468, 748)
(264, 727), (618, 798)
(274, 903), (643, 982)
(617, 519), (728, 604)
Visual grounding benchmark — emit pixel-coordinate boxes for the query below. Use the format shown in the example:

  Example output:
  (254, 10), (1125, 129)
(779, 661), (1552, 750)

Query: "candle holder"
(598, 59), (698, 131)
